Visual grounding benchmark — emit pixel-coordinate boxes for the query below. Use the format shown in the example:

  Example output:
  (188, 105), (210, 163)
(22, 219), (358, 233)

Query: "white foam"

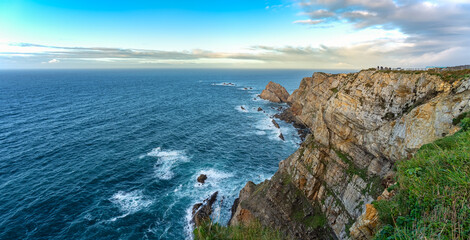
(211, 82), (236, 87)
(146, 147), (190, 180)
(184, 206), (194, 240)
(193, 169), (234, 189)
(197, 169), (233, 180)
(109, 190), (153, 221)
(254, 117), (282, 140)
(254, 130), (266, 135)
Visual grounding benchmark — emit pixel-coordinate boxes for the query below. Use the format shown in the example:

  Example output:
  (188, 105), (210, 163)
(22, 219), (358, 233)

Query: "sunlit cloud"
(293, 19), (324, 24)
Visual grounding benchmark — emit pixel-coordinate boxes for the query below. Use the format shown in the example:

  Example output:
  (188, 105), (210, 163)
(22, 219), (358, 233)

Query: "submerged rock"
(271, 119), (280, 129)
(259, 81), (290, 103)
(197, 174), (207, 184)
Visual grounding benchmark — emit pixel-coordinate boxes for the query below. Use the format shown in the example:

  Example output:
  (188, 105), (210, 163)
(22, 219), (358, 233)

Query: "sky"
(0, 0), (469, 69)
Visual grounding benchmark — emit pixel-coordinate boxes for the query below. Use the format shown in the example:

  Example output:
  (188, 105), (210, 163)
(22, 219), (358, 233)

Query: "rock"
(229, 70), (470, 239)
(278, 133), (285, 141)
(197, 174), (207, 184)
(259, 81), (290, 103)
(192, 203), (203, 215)
(271, 119), (280, 128)
(349, 204), (380, 240)
(229, 172), (335, 238)
(277, 106), (283, 111)
(257, 107), (263, 112)
(240, 106), (246, 111)
(192, 191), (219, 227)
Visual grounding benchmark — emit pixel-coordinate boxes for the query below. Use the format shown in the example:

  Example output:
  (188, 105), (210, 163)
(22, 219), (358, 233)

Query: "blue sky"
(1, 0), (469, 69)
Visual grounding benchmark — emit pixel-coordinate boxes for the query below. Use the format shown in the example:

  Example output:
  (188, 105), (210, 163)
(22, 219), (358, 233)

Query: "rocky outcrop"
(272, 119), (280, 129)
(229, 173), (334, 239)
(197, 174), (207, 184)
(192, 192), (218, 227)
(259, 81), (290, 103)
(230, 70), (470, 239)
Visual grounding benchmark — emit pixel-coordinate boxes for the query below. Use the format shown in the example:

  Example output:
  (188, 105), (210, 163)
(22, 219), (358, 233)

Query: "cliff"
(229, 70), (470, 239)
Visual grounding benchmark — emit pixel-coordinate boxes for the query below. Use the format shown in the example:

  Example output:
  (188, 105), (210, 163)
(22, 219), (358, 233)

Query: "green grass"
(373, 124), (470, 240)
(375, 69), (470, 83)
(193, 220), (284, 240)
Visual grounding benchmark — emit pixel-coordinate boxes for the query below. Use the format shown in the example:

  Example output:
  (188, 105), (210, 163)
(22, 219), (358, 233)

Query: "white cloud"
(293, 19), (324, 24)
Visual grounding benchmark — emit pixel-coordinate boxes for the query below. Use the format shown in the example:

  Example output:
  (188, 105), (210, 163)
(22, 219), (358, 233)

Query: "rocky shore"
(227, 70), (470, 239)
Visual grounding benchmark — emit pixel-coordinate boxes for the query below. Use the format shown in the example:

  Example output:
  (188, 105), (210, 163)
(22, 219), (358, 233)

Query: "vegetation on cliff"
(373, 118), (470, 239)
(193, 220), (283, 240)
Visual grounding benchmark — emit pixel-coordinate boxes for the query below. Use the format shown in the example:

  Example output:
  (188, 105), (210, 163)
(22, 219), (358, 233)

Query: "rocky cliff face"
(230, 70), (470, 239)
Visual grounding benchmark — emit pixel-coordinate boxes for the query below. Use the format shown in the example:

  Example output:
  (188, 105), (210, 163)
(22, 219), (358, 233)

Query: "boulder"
(197, 174), (207, 184)
(259, 81), (290, 103)
(279, 133), (285, 141)
(257, 107), (263, 112)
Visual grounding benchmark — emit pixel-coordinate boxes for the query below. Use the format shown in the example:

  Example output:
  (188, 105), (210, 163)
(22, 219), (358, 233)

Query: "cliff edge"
(229, 70), (470, 239)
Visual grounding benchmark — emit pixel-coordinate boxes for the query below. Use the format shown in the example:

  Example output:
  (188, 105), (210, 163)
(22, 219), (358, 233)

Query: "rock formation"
(193, 191), (218, 227)
(197, 174), (207, 184)
(271, 119), (280, 128)
(230, 70), (470, 239)
(259, 81), (290, 103)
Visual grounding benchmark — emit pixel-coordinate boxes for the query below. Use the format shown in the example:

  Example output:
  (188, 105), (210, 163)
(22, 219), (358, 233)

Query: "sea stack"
(259, 81), (290, 103)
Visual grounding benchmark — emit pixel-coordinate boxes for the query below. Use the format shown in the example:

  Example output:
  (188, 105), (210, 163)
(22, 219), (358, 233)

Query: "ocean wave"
(194, 169), (233, 186)
(146, 147), (190, 180)
(254, 117), (282, 140)
(109, 190), (153, 221)
(211, 82), (236, 87)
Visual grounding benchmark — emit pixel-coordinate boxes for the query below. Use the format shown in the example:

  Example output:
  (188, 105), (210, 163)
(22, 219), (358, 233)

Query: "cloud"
(295, 0), (470, 66)
(293, 19), (324, 24)
(1, 38), (468, 69)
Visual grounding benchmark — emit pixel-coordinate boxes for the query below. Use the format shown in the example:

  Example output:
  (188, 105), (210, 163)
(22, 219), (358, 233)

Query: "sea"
(0, 69), (349, 239)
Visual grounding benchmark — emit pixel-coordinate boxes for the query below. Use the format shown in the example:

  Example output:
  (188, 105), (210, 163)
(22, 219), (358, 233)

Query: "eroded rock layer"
(230, 70), (470, 239)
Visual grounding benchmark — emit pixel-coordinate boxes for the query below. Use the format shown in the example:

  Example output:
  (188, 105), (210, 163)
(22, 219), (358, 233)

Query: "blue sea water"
(0, 69), (347, 240)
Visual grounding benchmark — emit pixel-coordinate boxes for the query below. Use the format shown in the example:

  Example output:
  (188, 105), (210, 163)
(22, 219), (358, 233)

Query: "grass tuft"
(373, 126), (470, 239)
(193, 220), (284, 240)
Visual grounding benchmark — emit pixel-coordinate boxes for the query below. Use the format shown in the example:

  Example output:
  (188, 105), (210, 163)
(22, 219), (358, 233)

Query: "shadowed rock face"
(230, 70), (470, 239)
(192, 192), (218, 227)
(259, 81), (290, 103)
